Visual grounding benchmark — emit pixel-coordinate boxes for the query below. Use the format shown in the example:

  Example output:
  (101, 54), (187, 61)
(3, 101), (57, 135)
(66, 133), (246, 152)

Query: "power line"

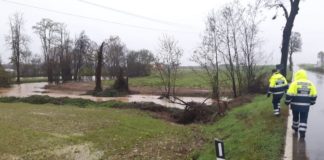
(1, 0), (197, 34)
(78, 0), (190, 28)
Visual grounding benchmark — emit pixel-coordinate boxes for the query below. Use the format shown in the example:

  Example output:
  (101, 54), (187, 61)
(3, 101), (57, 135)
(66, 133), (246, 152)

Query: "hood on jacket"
(294, 69), (308, 81)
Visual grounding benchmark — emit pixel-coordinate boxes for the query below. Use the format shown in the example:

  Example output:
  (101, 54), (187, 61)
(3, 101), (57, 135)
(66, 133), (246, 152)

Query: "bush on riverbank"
(0, 66), (11, 87)
(0, 96), (99, 107)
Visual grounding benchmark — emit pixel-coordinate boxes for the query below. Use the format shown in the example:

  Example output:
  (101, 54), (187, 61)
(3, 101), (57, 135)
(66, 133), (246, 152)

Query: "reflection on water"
(293, 66), (324, 159)
(314, 72), (323, 86)
(0, 82), (226, 109)
(293, 133), (309, 160)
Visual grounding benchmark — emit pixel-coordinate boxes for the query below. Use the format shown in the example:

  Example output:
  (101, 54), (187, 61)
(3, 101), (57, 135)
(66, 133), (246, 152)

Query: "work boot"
(292, 126), (298, 133)
(273, 109), (280, 116)
(300, 132), (306, 139)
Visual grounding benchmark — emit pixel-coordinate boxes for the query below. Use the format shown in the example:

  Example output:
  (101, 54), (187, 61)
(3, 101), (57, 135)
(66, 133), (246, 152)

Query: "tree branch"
(278, 3), (289, 20)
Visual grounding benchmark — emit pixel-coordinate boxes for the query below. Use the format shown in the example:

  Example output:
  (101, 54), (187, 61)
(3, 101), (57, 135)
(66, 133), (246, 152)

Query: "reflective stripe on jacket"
(268, 72), (288, 94)
(285, 69), (317, 107)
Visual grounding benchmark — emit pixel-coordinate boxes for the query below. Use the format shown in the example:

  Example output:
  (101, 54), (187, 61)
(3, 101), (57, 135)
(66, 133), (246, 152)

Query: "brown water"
(0, 82), (229, 109)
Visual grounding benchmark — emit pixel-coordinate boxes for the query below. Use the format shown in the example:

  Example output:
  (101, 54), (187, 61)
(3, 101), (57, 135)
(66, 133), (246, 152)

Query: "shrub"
(0, 96), (97, 107)
(0, 66), (11, 87)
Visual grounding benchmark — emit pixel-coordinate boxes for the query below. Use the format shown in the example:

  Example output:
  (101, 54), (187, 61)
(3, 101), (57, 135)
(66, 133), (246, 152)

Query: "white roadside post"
(215, 139), (225, 160)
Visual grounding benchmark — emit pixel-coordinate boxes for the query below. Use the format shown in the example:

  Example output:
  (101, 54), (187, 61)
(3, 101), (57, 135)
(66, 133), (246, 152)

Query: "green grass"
(197, 95), (288, 160)
(0, 102), (198, 159)
(18, 77), (48, 84)
(0, 95), (287, 159)
(103, 68), (211, 89)
(102, 66), (274, 90)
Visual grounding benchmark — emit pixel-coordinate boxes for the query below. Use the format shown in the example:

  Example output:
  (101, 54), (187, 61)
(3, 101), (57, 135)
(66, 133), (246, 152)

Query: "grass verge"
(196, 95), (288, 159)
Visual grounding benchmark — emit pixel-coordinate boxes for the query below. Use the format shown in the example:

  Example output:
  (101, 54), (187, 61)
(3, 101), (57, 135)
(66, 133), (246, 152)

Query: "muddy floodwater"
(0, 82), (228, 109)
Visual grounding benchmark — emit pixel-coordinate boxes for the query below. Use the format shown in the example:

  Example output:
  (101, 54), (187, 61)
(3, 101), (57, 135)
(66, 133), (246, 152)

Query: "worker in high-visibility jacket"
(285, 69), (317, 138)
(268, 69), (288, 116)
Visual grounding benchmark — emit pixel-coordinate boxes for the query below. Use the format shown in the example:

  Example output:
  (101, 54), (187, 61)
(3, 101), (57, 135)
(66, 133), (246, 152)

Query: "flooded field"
(0, 82), (228, 109)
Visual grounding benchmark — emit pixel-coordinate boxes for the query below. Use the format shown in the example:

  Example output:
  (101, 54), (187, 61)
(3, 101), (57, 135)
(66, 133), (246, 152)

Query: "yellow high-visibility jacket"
(285, 69), (317, 107)
(268, 72), (288, 95)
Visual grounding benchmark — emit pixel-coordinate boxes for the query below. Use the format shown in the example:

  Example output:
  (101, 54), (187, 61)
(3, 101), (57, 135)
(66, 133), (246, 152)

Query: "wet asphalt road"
(293, 69), (324, 160)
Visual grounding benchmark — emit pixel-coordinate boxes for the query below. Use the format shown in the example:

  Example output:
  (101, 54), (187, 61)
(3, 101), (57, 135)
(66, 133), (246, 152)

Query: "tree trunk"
(73, 68), (78, 81)
(166, 67), (171, 98)
(233, 33), (242, 95)
(231, 71), (237, 98)
(16, 58), (20, 84)
(94, 42), (104, 92)
(16, 44), (21, 84)
(48, 67), (53, 83)
(113, 67), (129, 92)
(280, 0), (300, 77)
(289, 52), (293, 71)
(212, 75), (219, 99)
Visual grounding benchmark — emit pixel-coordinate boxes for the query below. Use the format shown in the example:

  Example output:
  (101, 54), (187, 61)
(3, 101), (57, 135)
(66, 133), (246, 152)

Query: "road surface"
(293, 69), (324, 159)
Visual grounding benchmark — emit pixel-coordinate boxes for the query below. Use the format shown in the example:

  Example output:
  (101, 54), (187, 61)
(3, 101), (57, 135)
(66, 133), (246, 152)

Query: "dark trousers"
(292, 107), (310, 136)
(272, 94), (284, 114)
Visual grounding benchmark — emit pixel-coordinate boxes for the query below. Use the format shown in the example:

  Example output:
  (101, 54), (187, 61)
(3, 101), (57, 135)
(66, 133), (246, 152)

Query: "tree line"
(5, 14), (155, 85)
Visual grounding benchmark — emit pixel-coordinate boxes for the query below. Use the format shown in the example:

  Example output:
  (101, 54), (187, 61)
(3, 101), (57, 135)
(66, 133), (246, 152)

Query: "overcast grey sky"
(0, 0), (323, 66)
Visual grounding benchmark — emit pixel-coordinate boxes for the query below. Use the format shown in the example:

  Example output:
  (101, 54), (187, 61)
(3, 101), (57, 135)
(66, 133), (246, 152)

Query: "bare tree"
(218, 5), (239, 97)
(155, 34), (183, 98)
(192, 10), (221, 100)
(289, 32), (302, 71)
(103, 36), (128, 91)
(266, 0), (301, 76)
(72, 31), (91, 81)
(57, 23), (73, 82)
(227, 1), (245, 95)
(33, 18), (59, 83)
(240, 0), (263, 92)
(94, 42), (104, 92)
(5, 13), (29, 84)
(104, 36), (126, 79)
(193, 1), (263, 97)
